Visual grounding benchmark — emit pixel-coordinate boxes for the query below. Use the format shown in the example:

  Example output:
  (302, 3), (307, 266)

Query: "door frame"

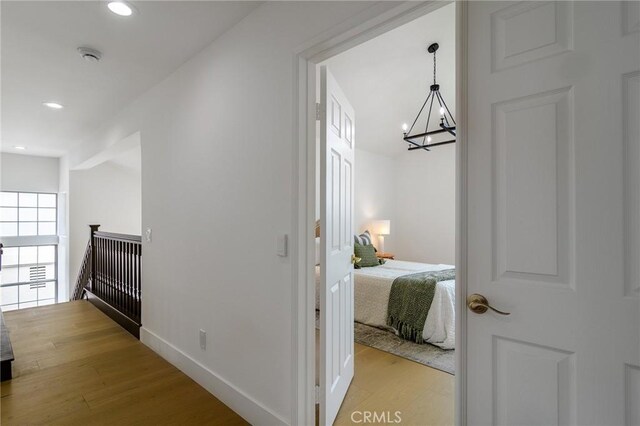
(292, 1), (468, 424)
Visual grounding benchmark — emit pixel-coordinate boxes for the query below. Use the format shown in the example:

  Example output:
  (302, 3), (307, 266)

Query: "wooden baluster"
(106, 238), (110, 301)
(114, 239), (118, 309)
(89, 225), (99, 293)
(126, 242), (129, 314)
(108, 238), (112, 304)
(116, 240), (119, 310)
(119, 240), (123, 312)
(134, 243), (138, 322)
(112, 239), (116, 306)
(137, 243), (141, 323)
(99, 237), (103, 297)
(94, 237), (98, 297)
(100, 237), (104, 297)
(124, 242), (129, 317)
(128, 242), (133, 317)
(102, 237), (106, 301)
(102, 237), (106, 300)
(95, 237), (99, 297)
(121, 241), (125, 315)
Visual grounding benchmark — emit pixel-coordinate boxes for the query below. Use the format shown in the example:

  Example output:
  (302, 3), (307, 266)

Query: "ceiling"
(321, 3), (456, 157)
(1, 1), (261, 157)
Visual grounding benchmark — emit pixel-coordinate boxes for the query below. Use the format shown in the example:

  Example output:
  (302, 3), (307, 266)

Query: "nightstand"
(376, 252), (395, 260)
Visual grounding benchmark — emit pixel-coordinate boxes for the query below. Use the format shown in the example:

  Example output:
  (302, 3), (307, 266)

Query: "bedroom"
(314, 3), (456, 424)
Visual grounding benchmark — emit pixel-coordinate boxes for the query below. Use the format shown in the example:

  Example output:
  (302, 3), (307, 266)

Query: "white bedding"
(316, 259), (455, 350)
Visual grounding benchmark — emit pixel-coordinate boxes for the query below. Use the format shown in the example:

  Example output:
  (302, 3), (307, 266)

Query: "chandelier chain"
(433, 50), (436, 85)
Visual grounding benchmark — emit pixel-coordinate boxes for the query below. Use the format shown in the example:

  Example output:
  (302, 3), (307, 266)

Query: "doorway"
(305, 2), (460, 424)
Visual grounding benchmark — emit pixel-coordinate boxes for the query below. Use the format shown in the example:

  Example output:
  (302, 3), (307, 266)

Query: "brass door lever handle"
(466, 294), (510, 315)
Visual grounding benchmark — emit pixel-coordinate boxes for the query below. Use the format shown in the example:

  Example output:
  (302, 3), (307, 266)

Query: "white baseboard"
(140, 327), (288, 426)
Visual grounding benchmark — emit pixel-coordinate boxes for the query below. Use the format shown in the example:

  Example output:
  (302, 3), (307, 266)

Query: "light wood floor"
(0, 301), (247, 425)
(316, 330), (454, 425)
(334, 343), (454, 425)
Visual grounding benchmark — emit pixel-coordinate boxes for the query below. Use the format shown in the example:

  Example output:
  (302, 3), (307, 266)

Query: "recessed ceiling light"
(108, 1), (133, 16)
(14, 146), (26, 150)
(43, 102), (64, 109)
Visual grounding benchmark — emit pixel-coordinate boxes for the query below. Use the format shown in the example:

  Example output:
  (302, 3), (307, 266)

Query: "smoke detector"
(77, 47), (102, 63)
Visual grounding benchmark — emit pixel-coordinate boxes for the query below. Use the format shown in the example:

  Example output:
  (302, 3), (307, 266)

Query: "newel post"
(89, 224), (100, 292)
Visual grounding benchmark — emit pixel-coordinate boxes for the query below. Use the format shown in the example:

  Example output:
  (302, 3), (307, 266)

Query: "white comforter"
(316, 260), (455, 350)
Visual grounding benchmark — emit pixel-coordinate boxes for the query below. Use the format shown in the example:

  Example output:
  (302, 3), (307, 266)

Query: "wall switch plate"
(199, 329), (206, 350)
(145, 228), (152, 243)
(277, 234), (288, 257)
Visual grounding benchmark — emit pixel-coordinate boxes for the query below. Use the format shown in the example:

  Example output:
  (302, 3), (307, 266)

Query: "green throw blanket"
(386, 269), (456, 344)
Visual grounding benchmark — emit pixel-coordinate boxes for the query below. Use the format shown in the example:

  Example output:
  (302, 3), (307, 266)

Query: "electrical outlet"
(199, 329), (206, 350)
(145, 227), (152, 243)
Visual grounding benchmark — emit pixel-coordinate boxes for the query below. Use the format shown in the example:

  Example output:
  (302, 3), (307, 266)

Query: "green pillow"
(354, 243), (381, 268)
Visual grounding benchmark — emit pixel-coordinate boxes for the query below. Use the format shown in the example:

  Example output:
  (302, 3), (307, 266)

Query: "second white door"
(319, 65), (356, 426)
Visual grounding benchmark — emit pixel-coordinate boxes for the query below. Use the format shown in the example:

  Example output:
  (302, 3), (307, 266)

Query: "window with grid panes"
(0, 192), (57, 236)
(0, 192), (58, 310)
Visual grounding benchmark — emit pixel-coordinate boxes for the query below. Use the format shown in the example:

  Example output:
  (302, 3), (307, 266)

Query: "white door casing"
(466, 2), (640, 425)
(319, 66), (355, 426)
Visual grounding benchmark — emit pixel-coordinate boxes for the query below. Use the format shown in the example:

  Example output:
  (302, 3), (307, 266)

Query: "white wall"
(1, 153), (59, 193)
(345, 146), (455, 264)
(64, 2), (392, 424)
(69, 161), (141, 290)
(354, 149), (397, 252)
(394, 146), (456, 264)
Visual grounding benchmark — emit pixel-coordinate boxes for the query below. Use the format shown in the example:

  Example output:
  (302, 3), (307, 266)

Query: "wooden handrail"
(94, 231), (142, 243)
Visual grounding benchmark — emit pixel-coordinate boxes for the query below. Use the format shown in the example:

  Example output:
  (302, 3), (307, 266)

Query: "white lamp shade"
(371, 220), (391, 235)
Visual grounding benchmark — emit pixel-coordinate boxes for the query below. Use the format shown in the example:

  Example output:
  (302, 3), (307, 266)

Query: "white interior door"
(319, 65), (355, 426)
(465, 2), (640, 424)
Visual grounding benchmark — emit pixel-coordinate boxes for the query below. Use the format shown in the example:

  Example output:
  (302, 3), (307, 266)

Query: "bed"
(316, 259), (455, 350)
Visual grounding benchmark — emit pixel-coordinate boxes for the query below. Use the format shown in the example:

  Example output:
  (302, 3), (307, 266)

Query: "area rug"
(354, 321), (454, 375)
(316, 310), (454, 375)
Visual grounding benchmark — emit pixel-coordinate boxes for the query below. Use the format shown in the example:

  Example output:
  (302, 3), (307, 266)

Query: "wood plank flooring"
(0, 301), (247, 425)
(1, 301), (454, 425)
(334, 343), (454, 425)
(316, 330), (454, 425)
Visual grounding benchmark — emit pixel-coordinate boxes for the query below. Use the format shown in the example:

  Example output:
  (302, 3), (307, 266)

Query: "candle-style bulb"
(427, 136), (432, 143)
(439, 107), (445, 116)
(402, 123), (408, 132)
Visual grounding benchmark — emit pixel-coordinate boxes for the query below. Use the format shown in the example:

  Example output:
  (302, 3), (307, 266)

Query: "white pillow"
(315, 238), (321, 265)
(354, 230), (373, 246)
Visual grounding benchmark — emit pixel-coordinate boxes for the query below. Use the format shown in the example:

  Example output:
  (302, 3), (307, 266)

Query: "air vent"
(77, 47), (102, 63)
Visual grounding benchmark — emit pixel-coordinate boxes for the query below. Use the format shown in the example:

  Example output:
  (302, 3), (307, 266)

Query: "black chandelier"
(402, 43), (456, 151)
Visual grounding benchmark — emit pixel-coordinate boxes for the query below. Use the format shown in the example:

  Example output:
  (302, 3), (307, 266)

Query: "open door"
(319, 65), (355, 426)
(465, 2), (639, 424)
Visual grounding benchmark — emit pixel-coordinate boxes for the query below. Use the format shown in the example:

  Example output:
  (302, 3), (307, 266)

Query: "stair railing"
(72, 225), (142, 334)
